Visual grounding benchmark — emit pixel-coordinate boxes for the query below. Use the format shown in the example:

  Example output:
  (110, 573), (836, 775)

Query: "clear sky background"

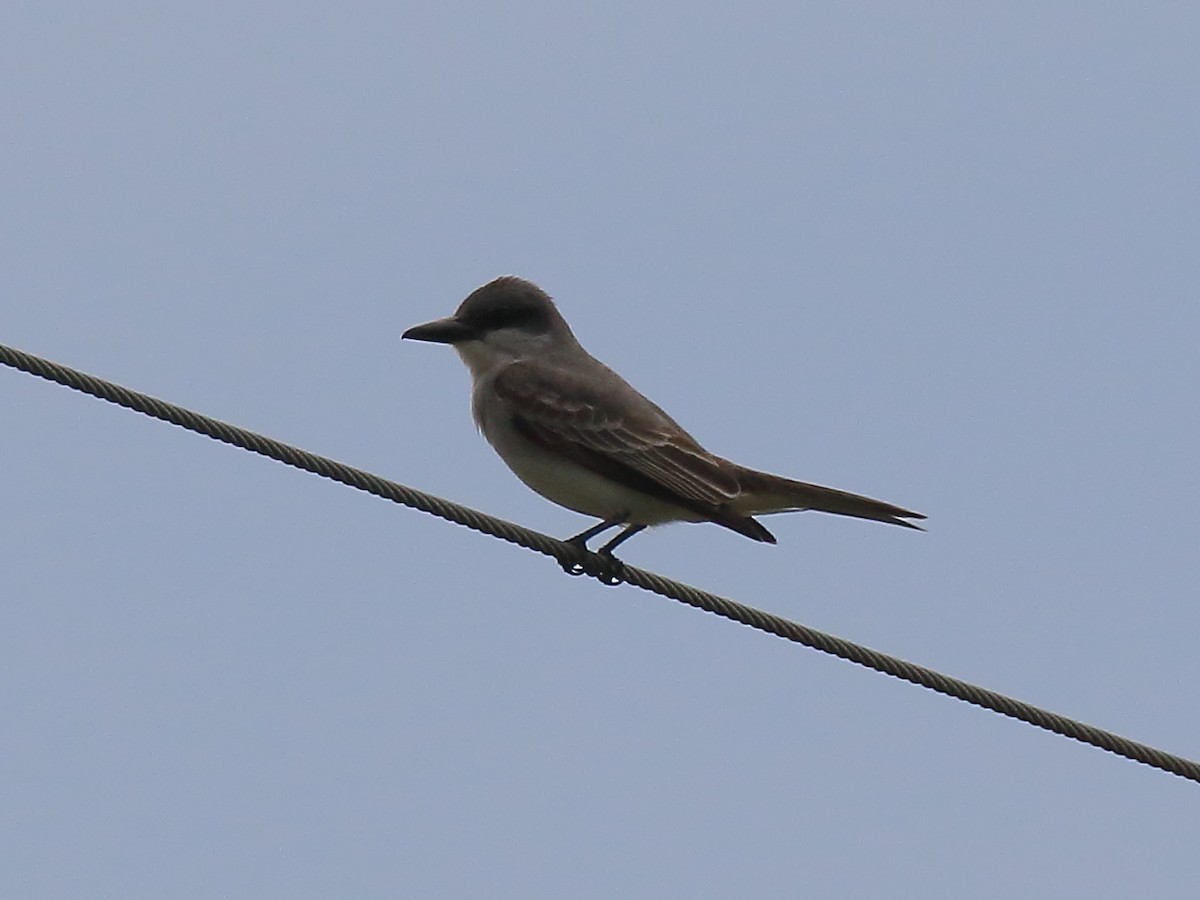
(3, 4), (1198, 898)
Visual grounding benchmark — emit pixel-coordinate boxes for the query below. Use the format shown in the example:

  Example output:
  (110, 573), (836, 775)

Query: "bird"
(402, 276), (924, 563)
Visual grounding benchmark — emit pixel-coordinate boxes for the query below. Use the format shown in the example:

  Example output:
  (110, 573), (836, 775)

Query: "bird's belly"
(479, 414), (699, 526)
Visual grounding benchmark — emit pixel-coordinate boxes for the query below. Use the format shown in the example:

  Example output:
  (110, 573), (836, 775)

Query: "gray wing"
(492, 360), (741, 511)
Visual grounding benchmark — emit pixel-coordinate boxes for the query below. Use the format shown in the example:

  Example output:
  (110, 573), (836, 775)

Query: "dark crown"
(455, 276), (558, 333)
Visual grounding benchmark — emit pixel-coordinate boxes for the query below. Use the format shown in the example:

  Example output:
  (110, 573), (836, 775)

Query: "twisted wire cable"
(3, 340), (1197, 783)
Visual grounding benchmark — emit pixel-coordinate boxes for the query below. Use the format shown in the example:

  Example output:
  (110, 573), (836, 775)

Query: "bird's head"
(403, 276), (573, 375)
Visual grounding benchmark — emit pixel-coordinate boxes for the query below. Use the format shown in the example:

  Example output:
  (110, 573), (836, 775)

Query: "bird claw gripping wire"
(560, 551), (626, 586)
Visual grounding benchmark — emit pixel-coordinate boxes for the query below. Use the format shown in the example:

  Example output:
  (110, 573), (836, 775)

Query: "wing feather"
(493, 361), (739, 511)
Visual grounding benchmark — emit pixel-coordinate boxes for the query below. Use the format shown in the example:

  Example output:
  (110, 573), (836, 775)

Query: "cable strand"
(3, 340), (1197, 783)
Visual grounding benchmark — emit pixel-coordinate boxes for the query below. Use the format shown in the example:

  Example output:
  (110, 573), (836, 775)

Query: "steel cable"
(3, 340), (1197, 783)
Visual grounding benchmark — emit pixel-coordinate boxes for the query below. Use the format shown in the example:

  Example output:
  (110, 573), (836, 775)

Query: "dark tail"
(733, 466), (926, 531)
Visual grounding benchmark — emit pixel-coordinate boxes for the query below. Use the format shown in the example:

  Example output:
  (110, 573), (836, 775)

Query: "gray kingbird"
(403, 276), (924, 559)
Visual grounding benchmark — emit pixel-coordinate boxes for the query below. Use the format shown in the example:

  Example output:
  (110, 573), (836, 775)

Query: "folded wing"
(493, 361), (776, 542)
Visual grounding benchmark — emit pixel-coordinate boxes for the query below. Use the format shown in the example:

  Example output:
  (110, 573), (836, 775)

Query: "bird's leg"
(562, 514), (632, 584)
(565, 514), (627, 549)
(597, 524), (646, 558)
(571, 524), (647, 586)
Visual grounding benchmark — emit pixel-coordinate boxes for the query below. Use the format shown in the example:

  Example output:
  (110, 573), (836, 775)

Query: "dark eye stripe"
(471, 305), (545, 331)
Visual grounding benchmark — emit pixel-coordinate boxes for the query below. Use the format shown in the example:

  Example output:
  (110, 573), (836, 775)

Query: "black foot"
(560, 514), (632, 584)
(593, 550), (627, 586)
(559, 537), (630, 585)
(560, 545), (626, 585)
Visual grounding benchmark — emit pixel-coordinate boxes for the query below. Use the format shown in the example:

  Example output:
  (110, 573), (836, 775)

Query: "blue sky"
(4, 4), (1199, 897)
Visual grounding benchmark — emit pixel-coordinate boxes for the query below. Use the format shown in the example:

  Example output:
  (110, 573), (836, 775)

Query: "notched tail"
(734, 465), (926, 531)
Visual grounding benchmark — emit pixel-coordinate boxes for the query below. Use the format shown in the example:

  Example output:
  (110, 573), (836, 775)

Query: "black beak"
(401, 316), (478, 344)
